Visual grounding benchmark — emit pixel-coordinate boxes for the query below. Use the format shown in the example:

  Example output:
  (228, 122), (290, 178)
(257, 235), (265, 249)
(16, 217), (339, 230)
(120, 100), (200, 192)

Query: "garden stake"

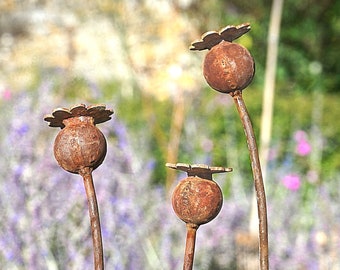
(44, 104), (113, 270)
(166, 163), (232, 270)
(190, 23), (269, 269)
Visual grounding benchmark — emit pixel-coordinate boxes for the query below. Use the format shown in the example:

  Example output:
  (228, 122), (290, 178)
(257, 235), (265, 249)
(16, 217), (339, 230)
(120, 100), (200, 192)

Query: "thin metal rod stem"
(183, 223), (199, 270)
(231, 90), (269, 270)
(80, 167), (104, 270)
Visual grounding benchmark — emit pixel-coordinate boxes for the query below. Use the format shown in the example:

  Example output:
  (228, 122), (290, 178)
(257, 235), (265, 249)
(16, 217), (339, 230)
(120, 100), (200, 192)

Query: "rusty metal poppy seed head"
(172, 176), (223, 225)
(190, 23), (254, 93)
(44, 104), (113, 129)
(190, 23), (251, 51)
(167, 163), (231, 226)
(44, 104), (113, 174)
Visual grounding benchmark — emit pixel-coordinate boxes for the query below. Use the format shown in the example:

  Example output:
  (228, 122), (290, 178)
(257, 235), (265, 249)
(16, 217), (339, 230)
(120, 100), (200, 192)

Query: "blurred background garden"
(0, 0), (339, 269)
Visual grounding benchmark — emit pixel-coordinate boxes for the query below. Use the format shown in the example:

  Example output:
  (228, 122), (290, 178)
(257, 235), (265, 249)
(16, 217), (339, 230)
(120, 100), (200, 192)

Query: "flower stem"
(80, 167), (104, 270)
(230, 90), (269, 270)
(183, 223), (199, 270)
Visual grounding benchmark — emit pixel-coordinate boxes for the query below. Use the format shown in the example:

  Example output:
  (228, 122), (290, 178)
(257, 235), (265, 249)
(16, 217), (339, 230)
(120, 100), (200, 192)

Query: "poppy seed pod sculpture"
(190, 23), (255, 93)
(44, 104), (113, 270)
(203, 41), (255, 93)
(191, 23), (269, 270)
(167, 163), (232, 270)
(172, 175), (223, 226)
(53, 116), (107, 174)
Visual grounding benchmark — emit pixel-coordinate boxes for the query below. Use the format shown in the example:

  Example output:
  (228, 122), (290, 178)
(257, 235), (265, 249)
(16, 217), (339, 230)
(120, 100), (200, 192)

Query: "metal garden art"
(189, 23), (269, 269)
(44, 22), (268, 270)
(44, 104), (113, 270)
(167, 163), (232, 270)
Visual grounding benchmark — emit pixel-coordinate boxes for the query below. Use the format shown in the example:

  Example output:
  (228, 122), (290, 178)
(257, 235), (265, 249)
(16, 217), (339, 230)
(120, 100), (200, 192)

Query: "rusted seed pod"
(172, 176), (223, 225)
(190, 23), (269, 270)
(190, 23), (255, 94)
(203, 41), (255, 93)
(44, 104), (113, 174)
(166, 163), (232, 270)
(54, 116), (107, 174)
(44, 104), (113, 270)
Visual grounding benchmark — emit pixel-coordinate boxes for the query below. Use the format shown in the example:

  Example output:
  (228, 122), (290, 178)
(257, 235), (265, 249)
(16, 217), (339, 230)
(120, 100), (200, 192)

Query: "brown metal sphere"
(172, 176), (223, 225)
(203, 41), (255, 93)
(54, 116), (107, 174)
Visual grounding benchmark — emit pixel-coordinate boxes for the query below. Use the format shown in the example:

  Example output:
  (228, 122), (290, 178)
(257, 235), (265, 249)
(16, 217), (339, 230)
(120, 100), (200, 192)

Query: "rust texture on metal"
(44, 104), (113, 270)
(183, 223), (199, 270)
(80, 167), (104, 270)
(53, 116), (107, 174)
(166, 162), (232, 180)
(231, 91), (269, 269)
(203, 41), (255, 93)
(44, 103), (113, 128)
(167, 163), (231, 225)
(190, 23), (251, 51)
(45, 104), (113, 174)
(190, 23), (255, 93)
(167, 163), (232, 270)
(191, 23), (269, 270)
(172, 176), (223, 225)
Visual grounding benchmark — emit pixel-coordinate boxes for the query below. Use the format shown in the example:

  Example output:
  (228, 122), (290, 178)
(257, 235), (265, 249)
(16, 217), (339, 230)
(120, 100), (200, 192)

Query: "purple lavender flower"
(1, 71), (339, 269)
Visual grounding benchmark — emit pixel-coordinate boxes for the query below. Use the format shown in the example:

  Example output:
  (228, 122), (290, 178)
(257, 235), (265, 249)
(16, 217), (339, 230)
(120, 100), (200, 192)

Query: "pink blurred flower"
(294, 130), (311, 156)
(296, 139), (312, 156)
(282, 174), (301, 191)
(2, 89), (12, 100)
(294, 130), (307, 141)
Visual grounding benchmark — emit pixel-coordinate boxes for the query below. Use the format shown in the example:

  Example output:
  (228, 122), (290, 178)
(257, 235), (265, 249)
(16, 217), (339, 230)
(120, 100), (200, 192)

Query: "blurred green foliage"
(185, 0), (339, 93)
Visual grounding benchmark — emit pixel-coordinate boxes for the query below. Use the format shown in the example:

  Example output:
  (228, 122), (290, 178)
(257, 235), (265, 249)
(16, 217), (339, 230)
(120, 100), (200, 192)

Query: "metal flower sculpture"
(44, 104), (113, 270)
(191, 23), (269, 270)
(190, 23), (251, 51)
(191, 23), (254, 94)
(44, 104), (113, 129)
(167, 163), (232, 270)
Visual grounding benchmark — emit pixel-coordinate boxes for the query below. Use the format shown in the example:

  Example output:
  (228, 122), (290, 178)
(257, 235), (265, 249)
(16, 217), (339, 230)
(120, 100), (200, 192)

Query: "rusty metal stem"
(80, 167), (104, 270)
(231, 90), (269, 270)
(183, 223), (199, 270)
